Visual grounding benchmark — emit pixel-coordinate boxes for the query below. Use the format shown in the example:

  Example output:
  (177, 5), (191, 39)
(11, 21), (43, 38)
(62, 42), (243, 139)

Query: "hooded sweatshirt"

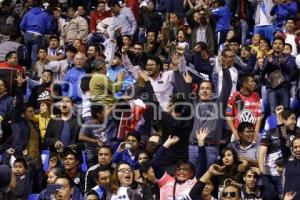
(20, 7), (52, 35)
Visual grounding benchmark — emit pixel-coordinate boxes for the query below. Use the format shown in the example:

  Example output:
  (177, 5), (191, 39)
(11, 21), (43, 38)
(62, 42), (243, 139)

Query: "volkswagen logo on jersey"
(238, 109), (256, 124)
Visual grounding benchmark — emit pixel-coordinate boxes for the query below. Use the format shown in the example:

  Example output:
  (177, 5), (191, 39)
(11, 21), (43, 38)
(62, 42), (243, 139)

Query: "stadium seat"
(81, 151), (87, 172)
(41, 150), (50, 171)
(264, 114), (277, 131)
(290, 98), (299, 110)
(28, 193), (39, 200)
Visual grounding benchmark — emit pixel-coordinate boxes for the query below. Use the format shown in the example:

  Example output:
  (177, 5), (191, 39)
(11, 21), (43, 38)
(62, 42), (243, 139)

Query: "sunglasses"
(222, 191), (237, 198)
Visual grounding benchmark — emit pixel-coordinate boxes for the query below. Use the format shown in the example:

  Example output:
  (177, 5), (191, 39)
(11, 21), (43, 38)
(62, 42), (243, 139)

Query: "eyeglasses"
(177, 168), (192, 172)
(118, 168), (133, 174)
(222, 191), (237, 198)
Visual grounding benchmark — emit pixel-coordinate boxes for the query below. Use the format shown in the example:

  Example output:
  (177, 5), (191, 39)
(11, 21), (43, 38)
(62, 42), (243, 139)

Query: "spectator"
(58, 45), (77, 80)
(0, 33), (24, 63)
(250, 0), (275, 41)
(0, 0), (21, 43)
(258, 105), (299, 195)
(211, 0), (232, 46)
(226, 73), (263, 141)
(112, 132), (141, 169)
(189, 54), (232, 171)
(53, 174), (77, 200)
(139, 0), (162, 35)
(228, 122), (260, 166)
(262, 37), (297, 113)
(0, 79), (13, 153)
(28, 69), (53, 110)
(281, 136), (300, 199)
(32, 47), (50, 80)
(38, 167), (64, 200)
(151, 135), (197, 199)
(45, 96), (80, 150)
(9, 75), (41, 167)
(90, 165), (111, 198)
(20, 0), (52, 67)
(62, 52), (86, 103)
(0, 51), (25, 96)
(47, 35), (65, 62)
(79, 104), (108, 167)
(241, 166), (279, 199)
(186, 7), (215, 53)
(89, 59), (124, 105)
(62, 145), (85, 194)
(3, 155), (35, 200)
(88, 1), (112, 46)
(84, 145), (113, 193)
(284, 18), (298, 57)
(60, 7), (88, 46)
(105, 162), (145, 199)
(109, 0), (137, 38)
(0, 165), (17, 199)
(138, 161), (160, 199)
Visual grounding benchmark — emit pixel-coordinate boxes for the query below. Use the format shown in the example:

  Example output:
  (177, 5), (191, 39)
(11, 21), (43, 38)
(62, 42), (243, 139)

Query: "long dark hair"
(110, 162), (133, 194)
(218, 147), (240, 177)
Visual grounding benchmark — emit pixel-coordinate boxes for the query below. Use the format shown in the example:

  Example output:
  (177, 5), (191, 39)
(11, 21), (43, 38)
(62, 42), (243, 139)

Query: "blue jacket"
(0, 93), (13, 120)
(63, 67), (86, 103)
(112, 149), (139, 169)
(20, 7), (52, 35)
(211, 5), (231, 32)
(106, 65), (136, 99)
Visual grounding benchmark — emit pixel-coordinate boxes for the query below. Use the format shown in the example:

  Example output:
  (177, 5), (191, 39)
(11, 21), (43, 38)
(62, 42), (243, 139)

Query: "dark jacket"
(139, 7), (162, 33)
(0, 93), (13, 120)
(146, 70), (194, 168)
(186, 8), (215, 53)
(28, 83), (51, 109)
(44, 116), (80, 149)
(262, 53), (297, 88)
(11, 87), (41, 155)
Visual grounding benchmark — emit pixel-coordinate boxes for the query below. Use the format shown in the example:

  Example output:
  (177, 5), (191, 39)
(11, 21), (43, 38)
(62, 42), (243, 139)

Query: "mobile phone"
(125, 143), (132, 149)
(47, 184), (62, 194)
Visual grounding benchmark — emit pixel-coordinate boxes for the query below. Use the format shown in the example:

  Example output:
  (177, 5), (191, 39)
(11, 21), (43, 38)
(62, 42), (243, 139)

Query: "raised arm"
(151, 136), (180, 179)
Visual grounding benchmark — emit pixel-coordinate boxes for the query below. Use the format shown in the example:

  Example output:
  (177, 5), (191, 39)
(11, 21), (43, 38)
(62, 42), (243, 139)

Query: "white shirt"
(217, 66), (238, 97)
(285, 33), (298, 57)
(149, 70), (174, 111)
(111, 186), (130, 200)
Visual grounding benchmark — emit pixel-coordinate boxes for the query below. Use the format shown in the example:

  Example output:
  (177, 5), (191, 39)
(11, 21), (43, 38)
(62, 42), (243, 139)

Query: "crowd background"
(1, 0), (300, 199)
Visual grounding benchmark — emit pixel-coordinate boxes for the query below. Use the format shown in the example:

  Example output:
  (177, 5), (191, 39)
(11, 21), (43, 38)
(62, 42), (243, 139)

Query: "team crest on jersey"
(238, 109), (256, 124)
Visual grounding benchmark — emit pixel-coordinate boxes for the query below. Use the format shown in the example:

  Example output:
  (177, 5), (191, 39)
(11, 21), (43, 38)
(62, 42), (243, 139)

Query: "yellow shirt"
(33, 114), (51, 139)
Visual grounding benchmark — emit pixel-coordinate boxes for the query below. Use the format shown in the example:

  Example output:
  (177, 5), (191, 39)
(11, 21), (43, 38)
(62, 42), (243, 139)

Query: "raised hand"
(183, 72), (192, 84)
(15, 72), (26, 86)
(196, 127), (209, 146)
(284, 191), (296, 200)
(163, 135), (180, 149)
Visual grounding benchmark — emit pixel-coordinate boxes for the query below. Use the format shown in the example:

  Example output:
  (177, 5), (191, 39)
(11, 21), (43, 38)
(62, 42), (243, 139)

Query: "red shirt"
(89, 10), (112, 32)
(226, 91), (262, 128)
(0, 62), (25, 75)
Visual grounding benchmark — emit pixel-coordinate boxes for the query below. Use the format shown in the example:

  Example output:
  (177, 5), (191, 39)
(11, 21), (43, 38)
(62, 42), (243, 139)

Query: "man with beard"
(186, 7), (215, 53)
(28, 69), (53, 110)
(85, 44), (106, 73)
(126, 43), (148, 69)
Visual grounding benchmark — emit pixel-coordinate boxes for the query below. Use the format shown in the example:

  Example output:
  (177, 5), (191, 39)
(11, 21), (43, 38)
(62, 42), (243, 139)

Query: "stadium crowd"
(1, 0), (300, 199)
